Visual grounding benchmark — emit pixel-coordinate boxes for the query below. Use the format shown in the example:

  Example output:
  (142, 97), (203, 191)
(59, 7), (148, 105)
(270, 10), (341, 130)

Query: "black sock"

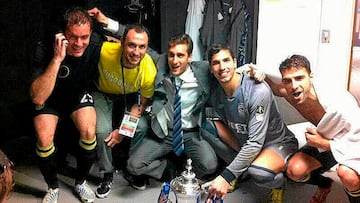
(307, 170), (332, 188)
(345, 188), (360, 203)
(37, 148), (59, 189)
(103, 172), (113, 182)
(75, 145), (96, 185)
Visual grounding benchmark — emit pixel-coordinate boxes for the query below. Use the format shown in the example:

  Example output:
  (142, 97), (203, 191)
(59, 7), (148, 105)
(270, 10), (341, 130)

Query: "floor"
(2, 135), (350, 203)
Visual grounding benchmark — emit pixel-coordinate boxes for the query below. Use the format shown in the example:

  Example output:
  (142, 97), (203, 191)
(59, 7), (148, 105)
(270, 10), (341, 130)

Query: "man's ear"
(309, 72), (314, 78)
(188, 53), (193, 62)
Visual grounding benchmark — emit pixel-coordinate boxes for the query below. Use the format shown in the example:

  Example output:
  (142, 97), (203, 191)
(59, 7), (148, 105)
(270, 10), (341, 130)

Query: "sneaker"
(95, 180), (112, 198)
(42, 188), (59, 203)
(270, 188), (284, 203)
(123, 172), (147, 190)
(74, 180), (95, 203)
(310, 181), (333, 203)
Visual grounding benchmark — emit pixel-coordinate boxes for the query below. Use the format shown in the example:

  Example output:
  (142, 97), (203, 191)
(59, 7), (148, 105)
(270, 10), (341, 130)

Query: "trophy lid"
(169, 159), (201, 196)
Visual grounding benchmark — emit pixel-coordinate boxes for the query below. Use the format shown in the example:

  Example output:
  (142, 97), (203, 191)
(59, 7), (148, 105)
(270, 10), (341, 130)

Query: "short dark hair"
(62, 7), (93, 32)
(207, 43), (235, 64)
(279, 54), (312, 74)
(168, 34), (193, 55)
(123, 23), (150, 41)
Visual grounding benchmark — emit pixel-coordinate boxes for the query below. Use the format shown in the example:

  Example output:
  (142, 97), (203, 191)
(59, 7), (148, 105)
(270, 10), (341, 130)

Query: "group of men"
(29, 6), (360, 203)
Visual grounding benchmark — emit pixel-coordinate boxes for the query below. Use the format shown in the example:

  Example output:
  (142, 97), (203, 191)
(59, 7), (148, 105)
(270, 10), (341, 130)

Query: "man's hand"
(236, 63), (266, 82)
(249, 63), (266, 82)
(205, 175), (229, 202)
(305, 127), (331, 151)
(129, 104), (142, 118)
(53, 33), (68, 62)
(104, 129), (124, 148)
(88, 7), (109, 26)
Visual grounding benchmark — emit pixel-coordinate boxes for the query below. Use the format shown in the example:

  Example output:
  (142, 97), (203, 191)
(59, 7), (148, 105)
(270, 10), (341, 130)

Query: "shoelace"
(78, 183), (93, 197)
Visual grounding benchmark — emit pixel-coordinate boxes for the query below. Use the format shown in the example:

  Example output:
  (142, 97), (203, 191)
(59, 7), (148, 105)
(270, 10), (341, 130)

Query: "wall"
(0, 0), (163, 141)
(350, 0), (360, 106)
(256, 0), (355, 124)
(316, 0), (355, 91)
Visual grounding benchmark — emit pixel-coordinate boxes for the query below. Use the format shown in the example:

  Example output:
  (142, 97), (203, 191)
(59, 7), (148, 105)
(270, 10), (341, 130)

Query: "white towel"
(316, 85), (360, 173)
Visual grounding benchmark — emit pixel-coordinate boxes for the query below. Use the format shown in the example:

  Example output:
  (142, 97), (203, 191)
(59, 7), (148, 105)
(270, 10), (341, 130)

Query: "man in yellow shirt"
(92, 24), (157, 198)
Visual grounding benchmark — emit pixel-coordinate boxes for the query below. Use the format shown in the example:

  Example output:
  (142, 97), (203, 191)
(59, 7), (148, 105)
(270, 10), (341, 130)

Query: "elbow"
(32, 98), (44, 106)
(30, 90), (44, 106)
(31, 95), (44, 106)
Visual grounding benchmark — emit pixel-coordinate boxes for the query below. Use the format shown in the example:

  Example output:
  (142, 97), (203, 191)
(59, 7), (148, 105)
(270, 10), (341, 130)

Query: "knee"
(77, 119), (96, 141)
(96, 122), (112, 141)
(207, 162), (218, 174)
(286, 160), (308, 181)
(200, 156), (218, 174)
(127, 156), (145, 174)
(36, 139), (54, 150)
(337, 165), (360, 188)
(337, 165), (353, 178)
(248, 165), (284, 189)
(79, 125), (96, 141)
(35, 129), (55, 148)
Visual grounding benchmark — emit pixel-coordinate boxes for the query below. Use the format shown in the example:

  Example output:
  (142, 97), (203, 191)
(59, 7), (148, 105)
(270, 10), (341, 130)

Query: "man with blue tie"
(125, 34), (218, 189)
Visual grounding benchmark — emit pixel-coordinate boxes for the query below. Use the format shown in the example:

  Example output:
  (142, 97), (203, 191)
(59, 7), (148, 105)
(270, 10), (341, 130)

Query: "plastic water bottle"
(158, 182), (171, 203)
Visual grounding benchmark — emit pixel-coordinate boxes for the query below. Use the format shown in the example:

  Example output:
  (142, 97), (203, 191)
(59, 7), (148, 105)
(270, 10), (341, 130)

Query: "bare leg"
(338, 164), (360, 202)
(71, 106), (97, 184)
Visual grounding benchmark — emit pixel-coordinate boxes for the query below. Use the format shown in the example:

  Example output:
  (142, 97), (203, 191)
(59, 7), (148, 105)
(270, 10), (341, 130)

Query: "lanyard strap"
(121, 64), (141, 113)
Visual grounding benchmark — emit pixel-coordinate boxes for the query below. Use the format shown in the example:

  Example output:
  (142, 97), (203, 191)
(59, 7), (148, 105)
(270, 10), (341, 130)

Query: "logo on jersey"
(228, 121), (248, 134)
(255, 105), (264, 121)
(237, 103), (245, 113)
(58, 65), (70, 78)
(80, 93), (94, 104)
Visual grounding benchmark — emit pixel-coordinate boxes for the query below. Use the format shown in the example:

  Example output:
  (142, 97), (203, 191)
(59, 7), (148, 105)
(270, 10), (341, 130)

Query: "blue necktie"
(172, 78), (184, 156)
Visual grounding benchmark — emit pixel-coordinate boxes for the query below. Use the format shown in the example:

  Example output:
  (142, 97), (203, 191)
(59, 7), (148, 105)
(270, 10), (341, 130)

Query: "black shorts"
(33, 91), (94, 117)
(298, 145), (337, 173)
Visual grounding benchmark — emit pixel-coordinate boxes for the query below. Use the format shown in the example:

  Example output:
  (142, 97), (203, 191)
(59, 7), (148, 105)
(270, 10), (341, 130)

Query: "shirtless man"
(264, 54), (360, 203)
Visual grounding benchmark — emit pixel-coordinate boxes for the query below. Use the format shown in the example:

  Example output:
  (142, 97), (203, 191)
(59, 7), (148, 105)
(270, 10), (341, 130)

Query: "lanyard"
(121, 63), (141, 113)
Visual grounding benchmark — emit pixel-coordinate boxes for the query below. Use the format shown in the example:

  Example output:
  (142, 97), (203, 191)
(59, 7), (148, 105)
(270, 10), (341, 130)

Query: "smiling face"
(167, 44), (192, 76)
(61, 7), (93, 58)
(209, 49), (237, 84)
(281, 67), (313, 104)
(121, 29), (149, 68)
(64, 23), (91, 57)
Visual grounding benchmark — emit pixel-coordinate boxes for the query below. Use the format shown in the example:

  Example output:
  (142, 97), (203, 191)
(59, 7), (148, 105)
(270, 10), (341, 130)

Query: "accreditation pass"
(119, 113), (140, 138)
